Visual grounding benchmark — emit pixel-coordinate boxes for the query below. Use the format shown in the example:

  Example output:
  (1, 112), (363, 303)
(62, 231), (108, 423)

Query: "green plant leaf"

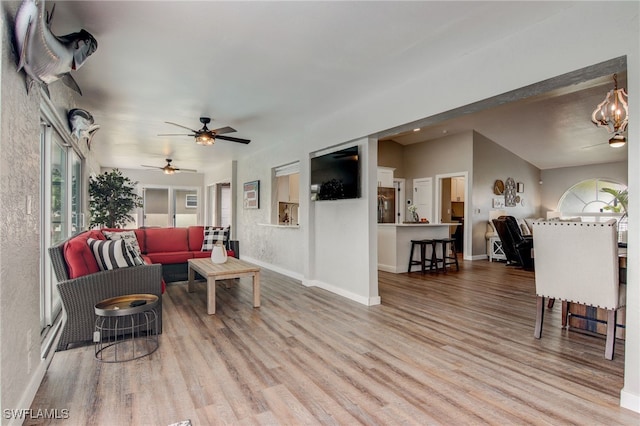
(600, 187), (628, 213)
(89, 169), (142, 228)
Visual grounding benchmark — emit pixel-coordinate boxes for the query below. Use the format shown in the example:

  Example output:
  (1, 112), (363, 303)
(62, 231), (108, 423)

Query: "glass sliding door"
(41, 123), (84, 332)
(143, 187), (170, 227)
(142, 186), (200, 227)
(174, 189), (198, 226)
(71, 151), (83, 233)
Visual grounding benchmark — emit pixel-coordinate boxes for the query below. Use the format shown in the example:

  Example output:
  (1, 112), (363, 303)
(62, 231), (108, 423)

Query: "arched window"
(557, 178), (627, 221)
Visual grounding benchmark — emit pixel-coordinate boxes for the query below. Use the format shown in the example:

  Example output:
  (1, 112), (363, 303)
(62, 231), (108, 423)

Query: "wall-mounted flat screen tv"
(310, 145), (360, 200)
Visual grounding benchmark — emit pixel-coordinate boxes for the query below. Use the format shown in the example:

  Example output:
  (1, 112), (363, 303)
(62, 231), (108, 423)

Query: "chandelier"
(591, 74), (628, 148)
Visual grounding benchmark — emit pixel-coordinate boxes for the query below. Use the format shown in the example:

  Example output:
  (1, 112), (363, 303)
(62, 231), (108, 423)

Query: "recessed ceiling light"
(413, 128), (420, 132)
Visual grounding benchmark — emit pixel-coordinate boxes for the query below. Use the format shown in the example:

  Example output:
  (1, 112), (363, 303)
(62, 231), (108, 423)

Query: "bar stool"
(433, 237), (459, 272)
(408, 239), (437, 273)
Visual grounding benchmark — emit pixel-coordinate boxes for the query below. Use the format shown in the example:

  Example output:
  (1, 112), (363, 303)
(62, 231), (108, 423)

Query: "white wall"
(234, 141), (306, 279)
(473, 132), (541, 255)
(306, 138), (379, 305)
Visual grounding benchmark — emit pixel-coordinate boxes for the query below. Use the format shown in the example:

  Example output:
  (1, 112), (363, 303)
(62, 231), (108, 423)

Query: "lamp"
(591, 74), (628, 147)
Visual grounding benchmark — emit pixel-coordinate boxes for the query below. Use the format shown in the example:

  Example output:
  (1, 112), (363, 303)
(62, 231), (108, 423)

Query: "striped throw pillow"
(87, 238), (144, 271)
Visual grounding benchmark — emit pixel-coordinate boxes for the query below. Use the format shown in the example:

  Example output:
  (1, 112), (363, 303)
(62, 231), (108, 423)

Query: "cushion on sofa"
(103, 229), (142, 255)
(101, 228), (146, 253)
(188, 226), (205, 251)
(88, 238), (144, 271)
(146, 251), (194, 264)
(201, 226), (230, 251)
(145, 227), (189, 253)
(63, 230), (106, 279)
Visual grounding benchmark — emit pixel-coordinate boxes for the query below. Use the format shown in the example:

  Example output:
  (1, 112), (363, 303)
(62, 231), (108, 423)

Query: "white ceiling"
(36, 1), (627, 172)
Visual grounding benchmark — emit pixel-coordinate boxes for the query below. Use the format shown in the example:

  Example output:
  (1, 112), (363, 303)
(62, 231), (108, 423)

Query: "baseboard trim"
(377, 263), (399, 273)
(620, 388), (640, 413)
(471, 254), (489, 261)
(241, 257), (380, 306)
(8, 358), (49, 426)
(303, 279), (381, 306)
(241, 256), (304, 281)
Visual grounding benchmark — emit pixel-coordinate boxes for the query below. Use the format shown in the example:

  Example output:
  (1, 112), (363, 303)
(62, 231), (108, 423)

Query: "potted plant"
(89, 169), (143, 228)
(601, 187), (628, 244)
(601, 187), (628, 214)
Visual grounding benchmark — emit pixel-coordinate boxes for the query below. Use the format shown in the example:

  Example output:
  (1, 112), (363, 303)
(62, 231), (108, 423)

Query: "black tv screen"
(310, 146), (360, 200)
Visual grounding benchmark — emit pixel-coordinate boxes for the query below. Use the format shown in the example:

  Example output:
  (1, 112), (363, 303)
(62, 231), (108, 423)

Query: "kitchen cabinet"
(277, 173), (300, 203)
(377, 167), (395, 188)
(451, 177), (465, 202)
(288, 173), (299, 203)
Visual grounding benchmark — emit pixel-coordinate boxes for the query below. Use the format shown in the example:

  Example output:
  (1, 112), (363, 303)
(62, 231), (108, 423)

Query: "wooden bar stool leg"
(420, 241), (427, 273)
(408, 241), (416, 272)
(450, 240), (459, 271)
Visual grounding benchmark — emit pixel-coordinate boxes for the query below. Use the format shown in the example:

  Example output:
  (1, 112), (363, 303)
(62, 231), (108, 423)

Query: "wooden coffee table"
(187, 257), (261, 315)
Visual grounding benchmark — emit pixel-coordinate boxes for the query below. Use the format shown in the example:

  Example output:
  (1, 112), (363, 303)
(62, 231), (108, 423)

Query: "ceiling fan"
(159, 117), (250, 145)
(141, 158), (197, 175)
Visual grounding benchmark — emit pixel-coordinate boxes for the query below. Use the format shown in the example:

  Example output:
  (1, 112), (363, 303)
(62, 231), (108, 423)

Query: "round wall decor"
(493, 180), (505, 195)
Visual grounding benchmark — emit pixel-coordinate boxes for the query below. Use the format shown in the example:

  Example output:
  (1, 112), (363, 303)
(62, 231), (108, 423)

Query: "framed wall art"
(243, 180), (260, 209)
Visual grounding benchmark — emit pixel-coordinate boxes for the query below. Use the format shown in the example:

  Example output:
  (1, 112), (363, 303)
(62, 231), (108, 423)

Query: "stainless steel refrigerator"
(377, 187), (396, 223)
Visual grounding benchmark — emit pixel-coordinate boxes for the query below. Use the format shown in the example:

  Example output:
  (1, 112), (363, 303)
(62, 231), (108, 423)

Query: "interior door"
(413, 177), (433, 223)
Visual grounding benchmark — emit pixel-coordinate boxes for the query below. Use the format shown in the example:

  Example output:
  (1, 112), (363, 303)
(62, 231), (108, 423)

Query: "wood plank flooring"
(28, 259), (640, 425)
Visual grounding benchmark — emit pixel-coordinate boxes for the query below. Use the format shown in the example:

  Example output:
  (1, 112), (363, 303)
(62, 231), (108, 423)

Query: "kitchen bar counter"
(378, 223), (459, 273)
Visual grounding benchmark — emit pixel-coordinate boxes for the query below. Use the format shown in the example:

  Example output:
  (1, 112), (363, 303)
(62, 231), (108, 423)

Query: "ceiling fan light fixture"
(608, 133), (626, 148)
(195, 133), (214, 145)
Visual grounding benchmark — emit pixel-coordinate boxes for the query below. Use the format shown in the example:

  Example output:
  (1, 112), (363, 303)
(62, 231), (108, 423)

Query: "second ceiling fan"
(141, 158), (196, 174)
(159, 117), (250, 145)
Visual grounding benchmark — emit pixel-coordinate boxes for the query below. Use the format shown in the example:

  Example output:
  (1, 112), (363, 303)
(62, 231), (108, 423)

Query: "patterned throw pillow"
(103, 230), (142, 255)
(87, 238), (144, 271)
(201, 226), (229, 251)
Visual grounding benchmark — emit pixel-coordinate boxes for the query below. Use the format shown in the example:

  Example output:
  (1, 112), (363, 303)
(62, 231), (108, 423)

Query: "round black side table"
(94, 294), (159, 362)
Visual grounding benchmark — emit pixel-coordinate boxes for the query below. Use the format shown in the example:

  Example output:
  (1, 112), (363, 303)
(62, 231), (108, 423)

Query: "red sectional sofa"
(61, 226), (238, 284)
(49, 226), (238, 350)
(101, 226), (238, 282)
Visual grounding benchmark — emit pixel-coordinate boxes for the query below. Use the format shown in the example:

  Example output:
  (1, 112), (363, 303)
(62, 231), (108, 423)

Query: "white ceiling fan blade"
(581, 142), (607, 150)
(158, 133), (195, 137)
(165, 121), (197, 132)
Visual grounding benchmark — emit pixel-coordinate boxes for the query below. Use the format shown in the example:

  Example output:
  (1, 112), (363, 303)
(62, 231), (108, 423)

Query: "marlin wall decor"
(14, 0), (98, 96)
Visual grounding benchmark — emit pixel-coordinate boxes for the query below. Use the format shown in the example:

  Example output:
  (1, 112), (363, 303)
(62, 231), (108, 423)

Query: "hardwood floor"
(29, 259), (639, 425)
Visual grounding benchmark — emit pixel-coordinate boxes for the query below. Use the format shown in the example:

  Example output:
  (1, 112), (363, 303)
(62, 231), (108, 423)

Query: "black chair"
(492, 216), (534, 270)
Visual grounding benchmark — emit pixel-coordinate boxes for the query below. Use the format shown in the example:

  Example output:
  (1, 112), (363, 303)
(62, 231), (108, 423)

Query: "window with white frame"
(556, 178), (627, 222)
(273, 162), (300, 225)
(41, 122), (84, 336)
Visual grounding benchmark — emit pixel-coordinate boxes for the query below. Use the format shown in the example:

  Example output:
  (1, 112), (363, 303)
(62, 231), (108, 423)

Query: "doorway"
(435, 172), (468, 258)
(412, 177), (433, 223)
